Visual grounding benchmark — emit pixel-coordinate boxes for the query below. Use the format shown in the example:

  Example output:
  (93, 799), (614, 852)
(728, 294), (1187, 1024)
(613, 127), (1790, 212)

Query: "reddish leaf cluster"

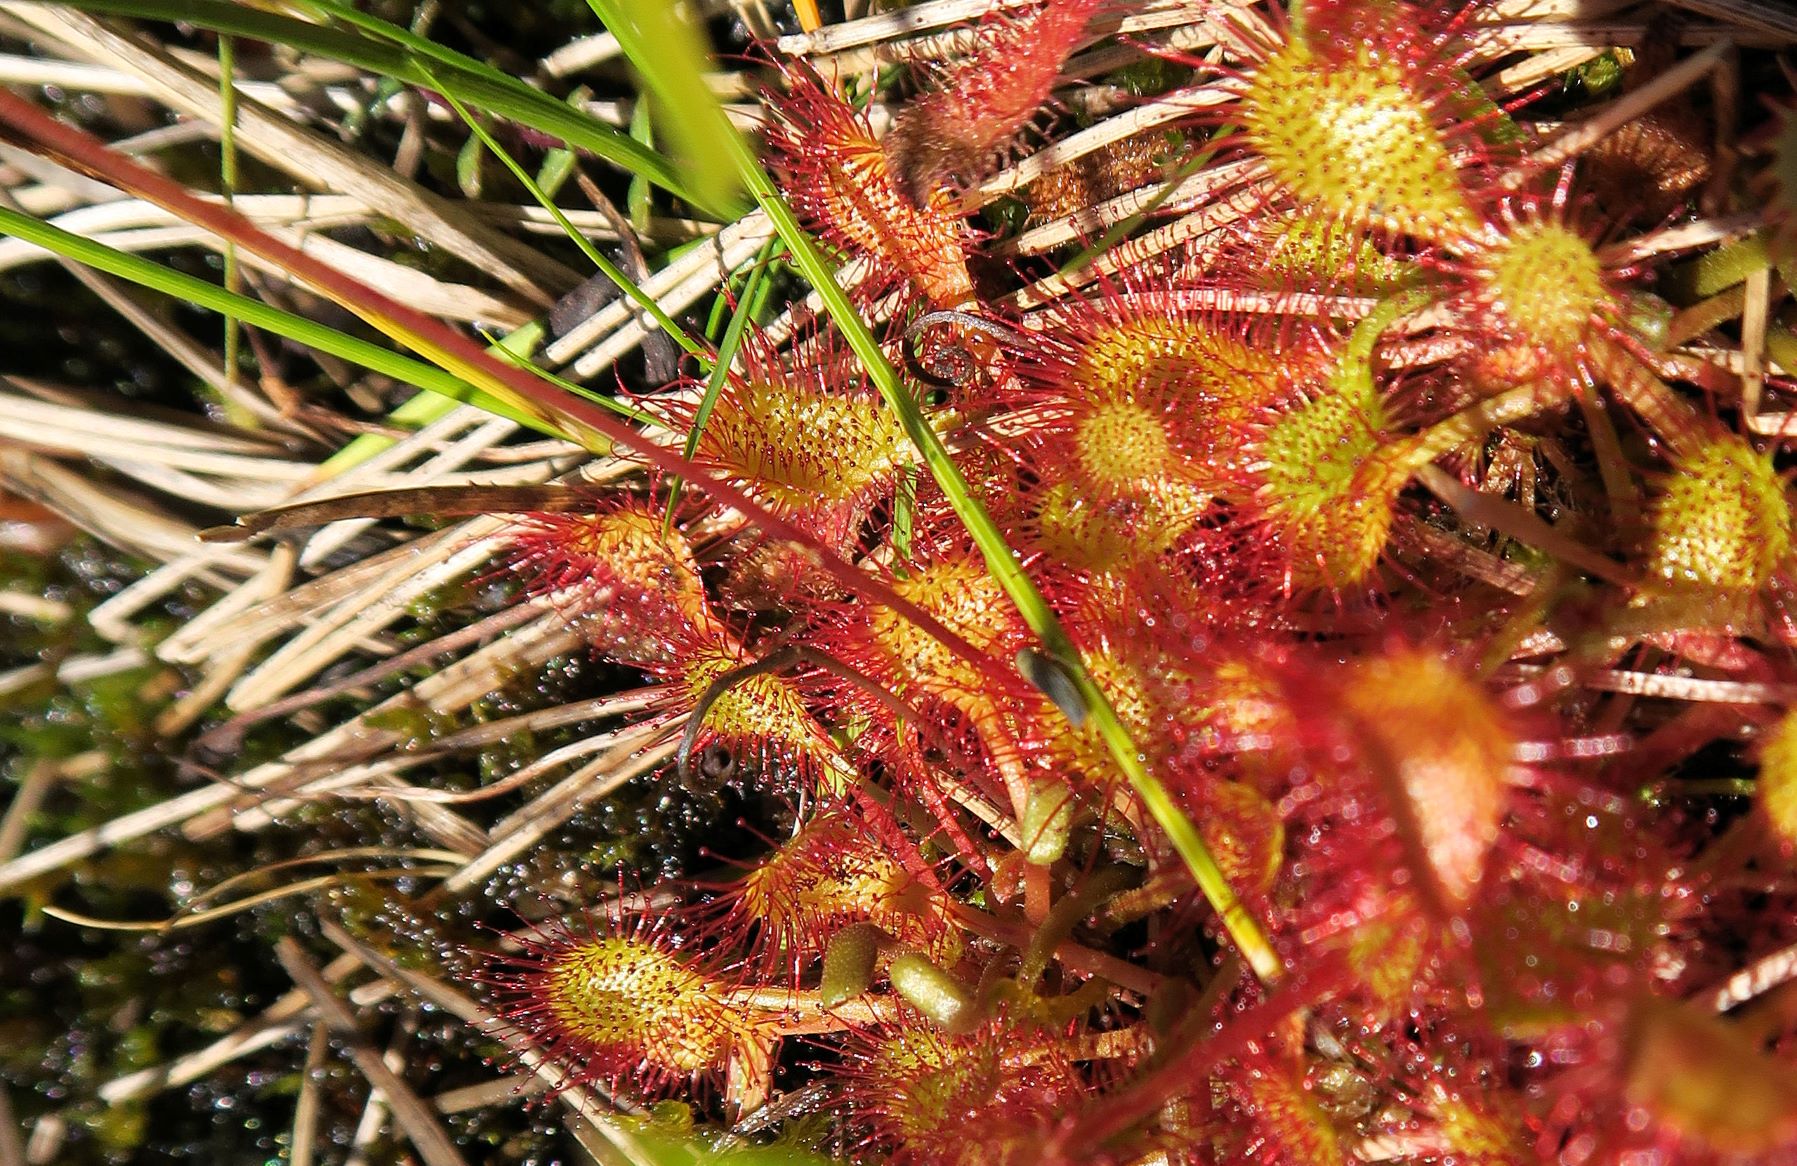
(472, 3), (1797, 1162)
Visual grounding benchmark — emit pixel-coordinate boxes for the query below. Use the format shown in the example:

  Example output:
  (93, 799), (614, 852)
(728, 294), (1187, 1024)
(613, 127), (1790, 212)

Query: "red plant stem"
(945, 901), (1162, 998)
(0, 85), (1010, 693)
(1045, 955), (1350, 1160)
(895, 767), (994, 880)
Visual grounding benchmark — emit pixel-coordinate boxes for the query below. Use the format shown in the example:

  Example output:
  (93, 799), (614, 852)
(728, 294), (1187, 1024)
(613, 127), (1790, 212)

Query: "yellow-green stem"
(1386, 382), (1562, 475)
(217, 34), (244, 409)
(724, 125), (1285, 986)
(594, 0), (1283, 983)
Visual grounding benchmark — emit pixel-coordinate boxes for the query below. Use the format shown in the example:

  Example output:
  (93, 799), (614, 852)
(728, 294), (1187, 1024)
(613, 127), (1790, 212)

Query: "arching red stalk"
(502, 497), (720, 659)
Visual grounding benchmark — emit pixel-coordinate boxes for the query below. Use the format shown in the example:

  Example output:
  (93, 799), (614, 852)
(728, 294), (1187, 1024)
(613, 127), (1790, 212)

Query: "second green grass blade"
(589, 0), (1285, 983)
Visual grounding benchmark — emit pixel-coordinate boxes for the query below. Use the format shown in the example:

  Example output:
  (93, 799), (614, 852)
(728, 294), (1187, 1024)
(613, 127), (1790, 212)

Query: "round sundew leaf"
(1477, 220), (1610, 360)
(541, 937), (732, 1072)
(845, 1015), (1086, 1164)
(1039, 640), (1167, 785)
(1196, 778), (1286, 899)
(1224, 1054), (1349, 1166)
(733, 811), (957, 971)
(1070, 312), (1280, 407)
(1242, 33), (1477, 242)
(1340, 909), (1431, 1017)
(869, 557), (1021, 704)
(1073, 398), (1176, 492)
(1646, 435), (1792, 593)
(678, 640), (851, 789)
(505, 502), (720, 656)
(481, 925), (757, 1097)
(1253, 386), (1405, 589)
(695, 373), (908, 515)
(883, 0), (1105, 199)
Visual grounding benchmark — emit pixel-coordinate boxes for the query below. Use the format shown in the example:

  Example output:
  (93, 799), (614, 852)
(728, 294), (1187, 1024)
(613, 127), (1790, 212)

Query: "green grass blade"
(425, 65), (708, 363)
(749, 156), (1288, 983)
(627, 99), (655, 231)
(216, 33), (245, 418)
(59, 0), (731, 217)
(322, 323), (560, 475)
(647, 50), (1287, 981)
(663, 238), (782, 531)
(582, 0), (745, 219)
(484, 335), (667, 432)
(892, 465), (917, 561)
(0, 204), (578, 442)
(693, 246), (780, 451)
(455, 129), (484, 198)
(538, 135), (578, 199)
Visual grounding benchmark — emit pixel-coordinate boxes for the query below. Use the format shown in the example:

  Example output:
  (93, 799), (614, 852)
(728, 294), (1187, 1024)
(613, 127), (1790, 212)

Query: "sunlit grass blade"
(59, 0), (733, 217)
(0, 204), (579, 444)
(215, 32), (246, 421)
(749, 158), (1281, 983)
(590, 1), (1285, 982)
(484, 336), (667, 432)
(424, 64), (709, 364)
(582, 0), (746, 219)
(664, 237), (783, 531)
(0, 204), (652, 473)
(321, 321), (665, 473)
(627, 100), (655, 232)
(892, 465), (917, 561)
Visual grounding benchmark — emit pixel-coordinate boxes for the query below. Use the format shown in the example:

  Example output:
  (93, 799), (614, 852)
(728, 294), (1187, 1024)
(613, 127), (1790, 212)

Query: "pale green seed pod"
(819, 922), (887, 1007)
(1019, 782), (1076, 866)
(888, 953), (977, 1032)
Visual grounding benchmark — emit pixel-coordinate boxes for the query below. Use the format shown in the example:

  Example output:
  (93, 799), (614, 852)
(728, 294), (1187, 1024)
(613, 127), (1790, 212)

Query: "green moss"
(1567, 50), (1629, 98)
(1103, 54), (1191, 99)
(364, 704), (462, 747)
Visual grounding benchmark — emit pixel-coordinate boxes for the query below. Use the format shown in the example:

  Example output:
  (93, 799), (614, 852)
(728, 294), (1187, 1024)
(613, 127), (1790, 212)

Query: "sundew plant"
(4, 1), (1797, 1164)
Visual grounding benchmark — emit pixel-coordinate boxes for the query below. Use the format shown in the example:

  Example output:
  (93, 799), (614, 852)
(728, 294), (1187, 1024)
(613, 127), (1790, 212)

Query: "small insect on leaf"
(1018, 647), (1089, 727)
